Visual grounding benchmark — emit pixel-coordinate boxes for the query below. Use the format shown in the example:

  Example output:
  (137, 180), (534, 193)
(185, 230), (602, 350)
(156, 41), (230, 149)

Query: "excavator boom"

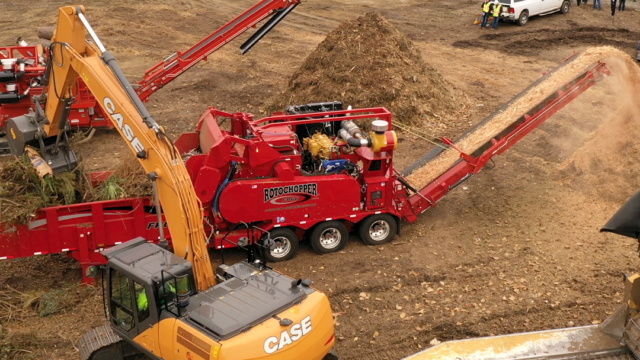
(4, 0), (300, 173)
(19, 5), (215, 290)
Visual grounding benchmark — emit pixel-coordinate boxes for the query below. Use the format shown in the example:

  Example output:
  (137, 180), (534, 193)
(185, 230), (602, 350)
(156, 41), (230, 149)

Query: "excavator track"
(78, 324), (134, 360)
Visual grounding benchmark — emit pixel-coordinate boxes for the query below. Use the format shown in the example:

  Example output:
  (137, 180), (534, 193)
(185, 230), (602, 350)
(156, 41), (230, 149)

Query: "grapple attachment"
(6, 109), (78, 174)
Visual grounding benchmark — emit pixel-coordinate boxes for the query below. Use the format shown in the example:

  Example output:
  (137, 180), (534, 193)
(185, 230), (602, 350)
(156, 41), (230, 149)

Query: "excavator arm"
(6, 0), (300, 173)
(17, 5), (215, 291)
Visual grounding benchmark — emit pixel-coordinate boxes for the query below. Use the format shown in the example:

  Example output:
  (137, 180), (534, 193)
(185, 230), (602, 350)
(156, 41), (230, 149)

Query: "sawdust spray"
(406, 46), (640, 192)
(558, 54), (640, 203)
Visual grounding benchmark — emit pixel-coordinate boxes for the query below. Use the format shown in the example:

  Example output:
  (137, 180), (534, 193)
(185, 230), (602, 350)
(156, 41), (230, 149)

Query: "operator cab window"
(157, 272), (194, 316)
(110, 269), (134, 331)
(158, 279), (177, 308)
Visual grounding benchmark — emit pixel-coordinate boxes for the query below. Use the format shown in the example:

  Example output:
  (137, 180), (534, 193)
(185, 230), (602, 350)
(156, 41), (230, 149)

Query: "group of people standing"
(480, 0), (503, 29)
(576, 0), (626, 11)
(481, 0), (627, 30)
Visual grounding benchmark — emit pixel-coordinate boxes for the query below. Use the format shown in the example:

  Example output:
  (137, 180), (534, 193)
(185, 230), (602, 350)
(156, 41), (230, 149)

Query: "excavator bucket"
(601, 190), (640, 240)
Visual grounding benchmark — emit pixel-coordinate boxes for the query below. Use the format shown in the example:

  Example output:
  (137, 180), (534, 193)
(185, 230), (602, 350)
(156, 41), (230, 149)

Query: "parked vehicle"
(497, 0), (571, 26)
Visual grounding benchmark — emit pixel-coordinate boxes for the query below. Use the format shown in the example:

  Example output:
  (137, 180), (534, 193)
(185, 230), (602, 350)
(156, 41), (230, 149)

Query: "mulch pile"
(267, 12), (469, 129)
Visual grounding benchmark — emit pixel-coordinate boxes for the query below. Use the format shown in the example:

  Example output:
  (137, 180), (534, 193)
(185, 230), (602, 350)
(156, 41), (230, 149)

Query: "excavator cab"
(84, 237), (336, 360)
(103, 238), (190, 338)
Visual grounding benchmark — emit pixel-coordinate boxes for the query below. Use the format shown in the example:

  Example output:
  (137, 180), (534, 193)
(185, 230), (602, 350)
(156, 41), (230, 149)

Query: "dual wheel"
(262, 214), (398, 262)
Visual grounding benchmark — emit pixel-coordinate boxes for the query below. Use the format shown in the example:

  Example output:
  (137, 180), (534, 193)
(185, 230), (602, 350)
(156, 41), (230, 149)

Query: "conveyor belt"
(401, 52), (584, 177)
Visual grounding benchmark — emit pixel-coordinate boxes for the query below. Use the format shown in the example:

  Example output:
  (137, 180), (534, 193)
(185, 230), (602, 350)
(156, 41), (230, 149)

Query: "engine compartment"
(176, 102), (400, 227)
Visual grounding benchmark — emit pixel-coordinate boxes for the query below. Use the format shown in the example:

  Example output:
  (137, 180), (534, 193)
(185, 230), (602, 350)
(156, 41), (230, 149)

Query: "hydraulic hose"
(213, 161), (238, 214)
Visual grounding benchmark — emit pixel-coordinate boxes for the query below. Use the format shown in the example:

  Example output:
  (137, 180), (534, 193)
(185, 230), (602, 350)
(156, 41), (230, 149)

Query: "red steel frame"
(0, 46), (46, 123)
(0, 62), (610, 284)
(137, 0), (300, 101)
(0, 198), (169, 273)
(402, 62), (610, 222)
(0, 0), (299, 131)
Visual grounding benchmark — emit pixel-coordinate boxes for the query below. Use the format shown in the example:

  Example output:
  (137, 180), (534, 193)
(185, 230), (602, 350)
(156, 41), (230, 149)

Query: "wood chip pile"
(267, 12), (469, 130)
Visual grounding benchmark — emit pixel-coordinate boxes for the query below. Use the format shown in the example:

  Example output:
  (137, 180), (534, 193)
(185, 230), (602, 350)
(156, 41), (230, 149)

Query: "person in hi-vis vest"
(481, 0), (493, 28)
(491, 0), (502, 29)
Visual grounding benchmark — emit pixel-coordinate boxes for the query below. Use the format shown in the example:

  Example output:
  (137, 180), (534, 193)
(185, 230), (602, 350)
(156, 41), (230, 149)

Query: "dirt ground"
(1, 0), (640, 359)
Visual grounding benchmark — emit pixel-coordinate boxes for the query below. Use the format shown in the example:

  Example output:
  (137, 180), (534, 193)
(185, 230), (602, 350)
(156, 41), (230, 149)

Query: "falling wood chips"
(405, 46), (639, 190)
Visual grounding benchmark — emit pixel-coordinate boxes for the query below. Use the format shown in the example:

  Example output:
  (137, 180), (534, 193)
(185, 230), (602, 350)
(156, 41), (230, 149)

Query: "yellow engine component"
(304, 133), (334, 159)
(370, 130), (398, 153)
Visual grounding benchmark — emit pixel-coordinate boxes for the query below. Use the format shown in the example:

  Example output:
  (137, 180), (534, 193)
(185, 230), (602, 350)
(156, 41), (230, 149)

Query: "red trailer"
(0, 58), (610, 283)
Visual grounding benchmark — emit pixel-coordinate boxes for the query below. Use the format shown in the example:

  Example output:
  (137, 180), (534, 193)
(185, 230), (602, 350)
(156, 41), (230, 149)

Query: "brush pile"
(89, 160), (152, 203)
(0, 156), (80, 225)
(267, 12), (469, 130)
(0, 156), (152, 225)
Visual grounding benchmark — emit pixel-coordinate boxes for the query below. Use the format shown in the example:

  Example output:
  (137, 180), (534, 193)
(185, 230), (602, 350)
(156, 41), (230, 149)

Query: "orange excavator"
(15, 5), (336, 360)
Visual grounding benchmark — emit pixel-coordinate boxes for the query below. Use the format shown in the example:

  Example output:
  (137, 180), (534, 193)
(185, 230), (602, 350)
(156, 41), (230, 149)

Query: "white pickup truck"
(497, 0), (571, 26)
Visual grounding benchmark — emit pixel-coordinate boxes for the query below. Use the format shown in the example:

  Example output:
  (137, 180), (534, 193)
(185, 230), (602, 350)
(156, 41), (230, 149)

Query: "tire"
(358, 214), (397, 246)
(560, 1), (570, 13)
(263, 228), (299, 262)
(310, 221), (348, 254)
(517, 10), (529, 26)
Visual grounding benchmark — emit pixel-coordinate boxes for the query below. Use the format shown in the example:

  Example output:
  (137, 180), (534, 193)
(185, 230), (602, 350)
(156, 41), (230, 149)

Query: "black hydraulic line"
(101, 51), (157, 130)
(240, 3), (299, 55)
(396, 176), (417, 193)
(41, 49), (53, 87)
